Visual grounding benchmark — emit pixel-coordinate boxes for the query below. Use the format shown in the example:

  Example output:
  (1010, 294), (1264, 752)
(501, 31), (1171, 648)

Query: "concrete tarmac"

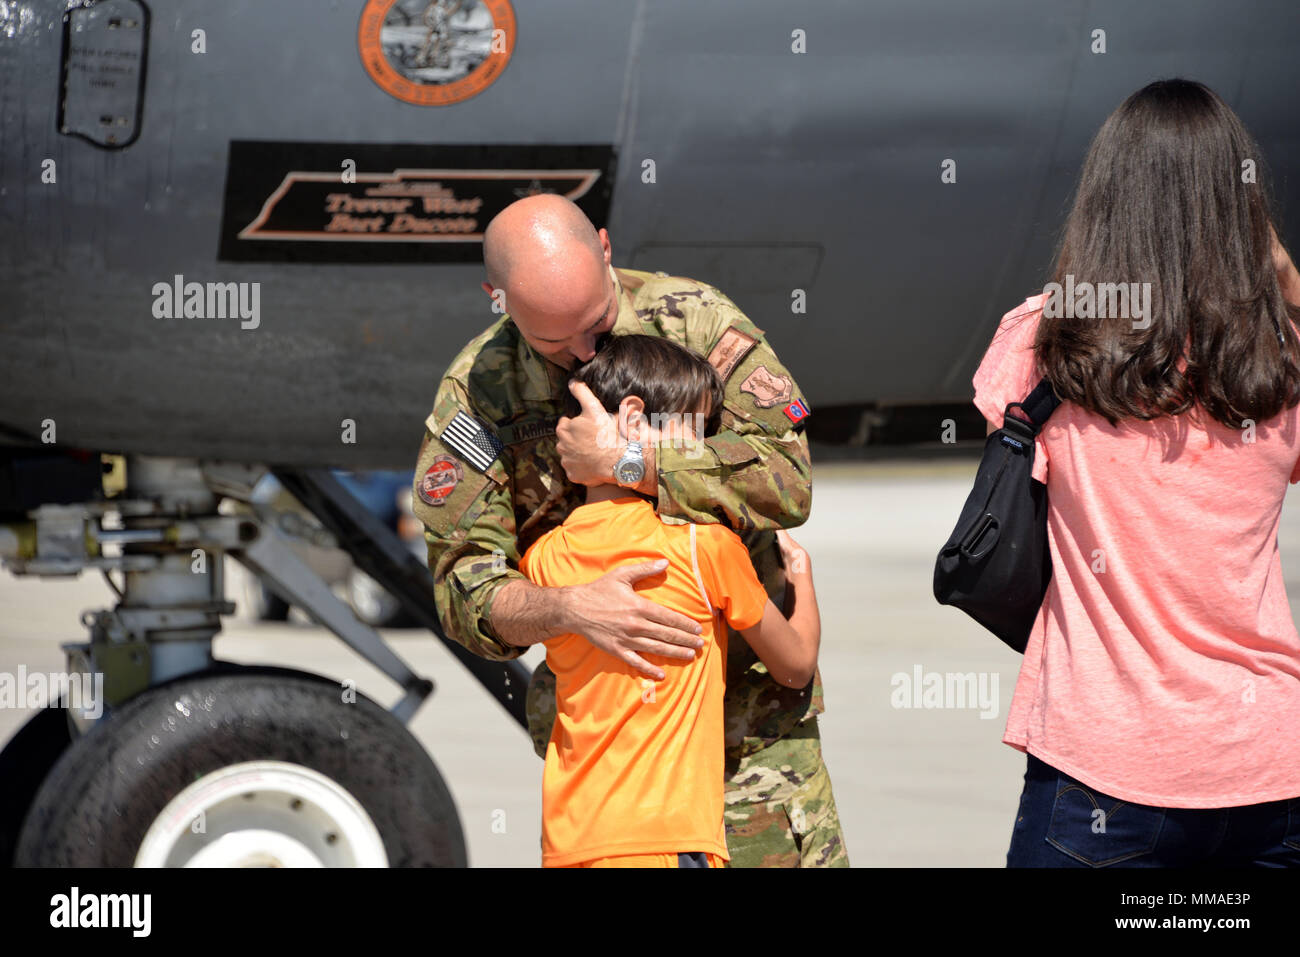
(5, 456), (1300, 867)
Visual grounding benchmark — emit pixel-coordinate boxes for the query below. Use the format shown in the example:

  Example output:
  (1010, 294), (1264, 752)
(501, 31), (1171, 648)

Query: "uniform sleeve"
(654, 296), (812, 532)
(412, 374), (526, 662)
(697, 523), (769, 632)
(972, 296), (1050, 484)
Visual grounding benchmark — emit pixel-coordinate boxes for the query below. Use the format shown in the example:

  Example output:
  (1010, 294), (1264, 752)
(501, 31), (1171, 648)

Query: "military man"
(413, 194), (847, 867)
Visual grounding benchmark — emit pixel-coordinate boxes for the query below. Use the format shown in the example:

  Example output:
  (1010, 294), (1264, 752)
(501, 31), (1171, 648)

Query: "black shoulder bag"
(933, 378), (1061, 653)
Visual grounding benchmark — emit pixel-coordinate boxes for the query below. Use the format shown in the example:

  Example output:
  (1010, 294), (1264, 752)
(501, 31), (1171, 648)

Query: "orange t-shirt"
(519, 495), (768, 868)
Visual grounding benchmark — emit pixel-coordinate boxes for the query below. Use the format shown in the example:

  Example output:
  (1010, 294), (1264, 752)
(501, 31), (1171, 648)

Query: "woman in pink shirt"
(974, 79), (1300, 867)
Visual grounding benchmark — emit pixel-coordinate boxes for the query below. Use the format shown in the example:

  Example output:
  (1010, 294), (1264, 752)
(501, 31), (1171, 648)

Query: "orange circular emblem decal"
(358, 0), (516, 106)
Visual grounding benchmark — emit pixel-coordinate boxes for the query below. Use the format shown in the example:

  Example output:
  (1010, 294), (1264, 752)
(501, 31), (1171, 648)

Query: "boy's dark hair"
(566, 334), (725, 436)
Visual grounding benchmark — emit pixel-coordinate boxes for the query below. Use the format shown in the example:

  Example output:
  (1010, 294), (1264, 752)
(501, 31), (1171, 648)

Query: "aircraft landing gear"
(15, 669), (465, 867)
(0, 454), (462, 867)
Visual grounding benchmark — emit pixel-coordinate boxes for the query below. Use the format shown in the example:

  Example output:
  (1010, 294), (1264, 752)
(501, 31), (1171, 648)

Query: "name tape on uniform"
(440, 410), (505, 472)
(707, 326), (758, 381)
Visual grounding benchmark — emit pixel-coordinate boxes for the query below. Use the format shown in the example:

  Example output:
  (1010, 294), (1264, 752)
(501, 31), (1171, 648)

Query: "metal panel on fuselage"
(2, 0), (1298, 468)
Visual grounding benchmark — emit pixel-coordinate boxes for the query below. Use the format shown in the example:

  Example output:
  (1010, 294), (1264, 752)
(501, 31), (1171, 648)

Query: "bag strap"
(1004, 378), (1061, 432)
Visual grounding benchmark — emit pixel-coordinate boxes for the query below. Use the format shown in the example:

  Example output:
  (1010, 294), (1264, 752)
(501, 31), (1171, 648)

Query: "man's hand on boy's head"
(557, 380), (624, 485)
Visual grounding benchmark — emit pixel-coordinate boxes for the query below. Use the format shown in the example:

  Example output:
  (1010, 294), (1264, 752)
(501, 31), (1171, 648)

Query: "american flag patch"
(439, 410), (504, 473)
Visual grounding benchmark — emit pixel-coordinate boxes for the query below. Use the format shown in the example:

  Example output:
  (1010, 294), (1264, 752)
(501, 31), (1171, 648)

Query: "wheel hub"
(134, 760), (389, 868)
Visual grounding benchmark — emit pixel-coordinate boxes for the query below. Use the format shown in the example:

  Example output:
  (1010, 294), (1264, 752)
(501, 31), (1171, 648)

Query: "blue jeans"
(1007, 752), (1300, 867)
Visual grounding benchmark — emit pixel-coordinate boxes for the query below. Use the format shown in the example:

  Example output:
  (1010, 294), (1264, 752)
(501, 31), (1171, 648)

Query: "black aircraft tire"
(14, 669), (466, 867)
(0, 705), (73, 866)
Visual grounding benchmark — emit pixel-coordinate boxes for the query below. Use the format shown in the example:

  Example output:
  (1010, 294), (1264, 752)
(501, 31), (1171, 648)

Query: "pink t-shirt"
(974, 293), (1300, 808)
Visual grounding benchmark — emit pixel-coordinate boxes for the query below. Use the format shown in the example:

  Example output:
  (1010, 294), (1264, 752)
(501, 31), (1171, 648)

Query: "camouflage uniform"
(414, 265), (848, 867)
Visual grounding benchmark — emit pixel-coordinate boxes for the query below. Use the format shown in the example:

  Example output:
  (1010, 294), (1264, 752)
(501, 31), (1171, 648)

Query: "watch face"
(616, 460), (645, 486)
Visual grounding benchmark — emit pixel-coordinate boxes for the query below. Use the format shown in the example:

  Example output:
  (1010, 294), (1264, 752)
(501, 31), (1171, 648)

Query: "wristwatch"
(613, 440), (645, 488)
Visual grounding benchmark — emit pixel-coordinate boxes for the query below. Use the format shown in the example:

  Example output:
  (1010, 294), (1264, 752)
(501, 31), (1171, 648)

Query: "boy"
(519, 334), (821, 868)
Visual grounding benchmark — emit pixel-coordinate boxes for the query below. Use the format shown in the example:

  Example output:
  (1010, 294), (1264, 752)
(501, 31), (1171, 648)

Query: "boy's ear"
(618, 395), (646, 442)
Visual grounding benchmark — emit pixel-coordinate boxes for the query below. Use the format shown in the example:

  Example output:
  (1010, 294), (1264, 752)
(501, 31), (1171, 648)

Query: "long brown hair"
(1034, 78), (1300, 427)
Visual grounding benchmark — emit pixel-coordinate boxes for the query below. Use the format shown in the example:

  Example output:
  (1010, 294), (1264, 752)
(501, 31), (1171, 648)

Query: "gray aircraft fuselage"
(3, 0), (1298, 468)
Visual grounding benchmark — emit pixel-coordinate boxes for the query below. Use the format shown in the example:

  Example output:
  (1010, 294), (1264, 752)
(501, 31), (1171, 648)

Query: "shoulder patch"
(783, 398), (810, 424)
(417, 455), (464, 506)
(707, 326), (758, 381)
(739, 365), (794, 409)
(411, 429), (499, 538)
(440, 410), (505, 473)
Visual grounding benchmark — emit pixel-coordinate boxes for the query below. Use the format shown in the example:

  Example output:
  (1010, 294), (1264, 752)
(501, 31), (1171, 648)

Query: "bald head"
(482, 194), (605, 295)
(479, 194), (617, 369)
